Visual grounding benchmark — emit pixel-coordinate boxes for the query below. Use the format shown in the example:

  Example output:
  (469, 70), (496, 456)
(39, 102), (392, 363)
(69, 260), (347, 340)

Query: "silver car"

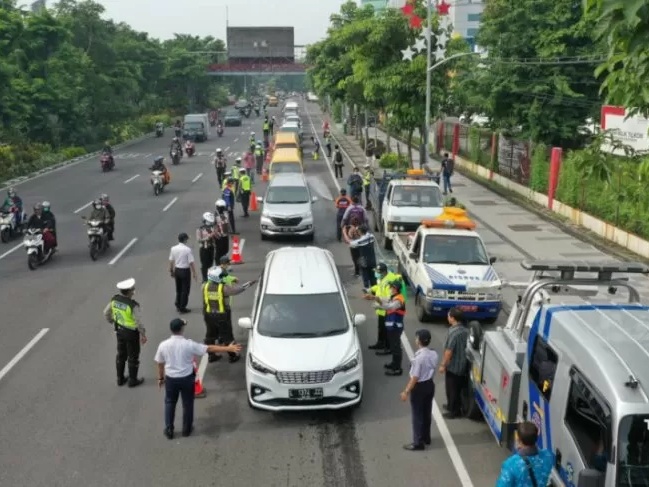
(259, 174), (317, 241)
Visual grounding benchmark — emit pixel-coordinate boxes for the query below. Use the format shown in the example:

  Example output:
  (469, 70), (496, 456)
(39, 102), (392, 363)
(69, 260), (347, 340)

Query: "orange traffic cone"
(193, 359), (206, 398)
(231, 235), (243, 264)
(262, 168), (269, 182)
(250, 191), (259, 211)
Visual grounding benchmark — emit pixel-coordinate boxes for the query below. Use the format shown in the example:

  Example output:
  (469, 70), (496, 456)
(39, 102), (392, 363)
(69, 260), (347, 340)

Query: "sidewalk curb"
(1, 131), (156, 190)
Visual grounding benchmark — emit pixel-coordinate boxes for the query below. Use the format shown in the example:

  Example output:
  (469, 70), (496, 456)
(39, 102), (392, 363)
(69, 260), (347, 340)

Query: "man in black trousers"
(168, 232), (197, 313)
(439, 307), (470, 419)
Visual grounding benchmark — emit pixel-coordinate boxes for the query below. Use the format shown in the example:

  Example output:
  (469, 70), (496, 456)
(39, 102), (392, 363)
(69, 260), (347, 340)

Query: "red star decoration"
(400, 4), (414, 16)
(409, 15), (423, 29)
(436, 0), (451, 15)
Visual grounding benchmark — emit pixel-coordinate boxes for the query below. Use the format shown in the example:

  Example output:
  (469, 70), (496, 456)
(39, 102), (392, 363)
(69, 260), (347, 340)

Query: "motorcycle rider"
(102, 141), (114, 166)
(150, 156), (171, 185)
(87, 199), (111, 239)
(26, 203), (55, 252)
(155, 121), (164, 136)
(100, 194), (115, 241)
(214, 148), (227, 186)
(41, 201), (57, 247)
(184, 138), (195, 155)
(170, 137), (183, 158)
(197, 212), (217, 282)
(1, 187), (23, 225)
(174, 120), (182, 138)
(216, 119), (224, 135)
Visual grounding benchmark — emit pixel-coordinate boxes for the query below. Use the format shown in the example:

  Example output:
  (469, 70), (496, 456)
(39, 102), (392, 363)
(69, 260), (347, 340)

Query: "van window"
(270, 163), (301, 175)
(257, 293), (349, 338)
(529, 336), (558, 400)
(266, 185), (309, 204)
(617, 414), (649, 486)
(565, 369), (611, 474)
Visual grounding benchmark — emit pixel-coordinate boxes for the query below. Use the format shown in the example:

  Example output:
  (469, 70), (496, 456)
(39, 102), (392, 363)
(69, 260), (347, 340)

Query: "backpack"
(335, 151), (343, 164)
(445, 158), (455, 174)
(347, 205), (365, 224)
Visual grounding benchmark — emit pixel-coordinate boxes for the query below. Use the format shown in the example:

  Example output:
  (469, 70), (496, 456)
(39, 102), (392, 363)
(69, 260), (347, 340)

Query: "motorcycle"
(171, 150), (181, 165)
(24, 228), (53, 270)
(0, 209), (25, 243)
(174, 127), (182, 138)
(151, 170), (165, 196)
(217, 125), (224, 137)
(86, 219), (108, 261)
(156, 126), (164, 137)
(185, 141), (195, 157)
(100, 153), (114, 172)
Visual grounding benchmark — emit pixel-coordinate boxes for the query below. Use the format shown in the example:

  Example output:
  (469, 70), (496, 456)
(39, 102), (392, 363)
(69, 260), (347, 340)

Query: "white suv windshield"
(618, 414), (649, 487)
(257, 293), (349, 338)
(392, 186), (443, 207)
(423, 235), (489, 265)
(266, 186), (309, 204)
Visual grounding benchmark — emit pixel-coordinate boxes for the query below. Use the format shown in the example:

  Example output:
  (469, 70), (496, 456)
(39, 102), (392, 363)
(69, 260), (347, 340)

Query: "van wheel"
(415, 294), (431, 323)
(463, 377), (483, 421)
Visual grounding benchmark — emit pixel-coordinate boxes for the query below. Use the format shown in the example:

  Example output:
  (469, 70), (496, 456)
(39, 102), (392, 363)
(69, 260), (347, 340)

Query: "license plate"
(279, 227), (296, 232)
(289, 388), (323, 400)
(459, 305), (478, 312)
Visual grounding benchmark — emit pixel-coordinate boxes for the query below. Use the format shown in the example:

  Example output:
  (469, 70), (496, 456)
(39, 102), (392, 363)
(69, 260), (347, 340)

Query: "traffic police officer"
(197, 212), (217, 282)
(364, 263), (396, 354)
(263, 118), (270, 138)
(203, 267), (257, 363)
(334, 188), (351, 242)
(213, 199), (230, 263)
(373, 280), (406, 376)
(400, 329), (438, 451)
(238, 168), (253, 217)
(254, 143), (264, 175)
(103, 278), (146, 387)
(222, 178), (236, 234)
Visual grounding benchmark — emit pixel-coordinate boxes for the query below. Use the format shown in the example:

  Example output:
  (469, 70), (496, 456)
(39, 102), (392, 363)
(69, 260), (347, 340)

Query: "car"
(234, 99), (249, 110)
(224, 110), (242, 127)
(238, 246), (366, 411)
(283, 114), (301, 128)
(258, 173), (313, 239)
(280, 122), (302, 140)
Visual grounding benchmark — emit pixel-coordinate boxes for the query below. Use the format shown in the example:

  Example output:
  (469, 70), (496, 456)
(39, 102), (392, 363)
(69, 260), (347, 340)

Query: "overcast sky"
(94, 0), (347, 45)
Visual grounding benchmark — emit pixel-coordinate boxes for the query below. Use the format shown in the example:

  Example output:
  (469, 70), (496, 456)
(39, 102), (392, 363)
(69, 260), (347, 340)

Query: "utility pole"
(422, 0), (432, 168)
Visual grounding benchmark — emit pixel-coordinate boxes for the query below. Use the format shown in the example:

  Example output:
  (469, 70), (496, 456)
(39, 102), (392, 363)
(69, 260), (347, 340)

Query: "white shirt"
(154, 335), (208, 378)
(169, 243), (194, 269)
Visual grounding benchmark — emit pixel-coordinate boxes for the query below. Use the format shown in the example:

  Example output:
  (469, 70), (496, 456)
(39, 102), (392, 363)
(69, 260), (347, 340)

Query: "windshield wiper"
(314, 329), (347, 337)
(271, 332), (319, 338)
(427, 260), (461, 264)
(460, 260), (489, 265)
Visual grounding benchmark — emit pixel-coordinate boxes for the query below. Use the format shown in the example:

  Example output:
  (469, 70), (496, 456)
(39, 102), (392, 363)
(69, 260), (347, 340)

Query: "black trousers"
(228, 209), (236, 234)
(216, 166), (225, 186)
(174, 268), (191, 311)
(199, 246), (215, 282)
(336, 213), (344, 241)
(107, 220), (115, 240)
(217, 309), (239, 359)
(360, 266), (376, 289)
(164, 373), (194, 433)
(411, 380), (435, 446)
(445, 370), (467, 416)
(375, 314), (387, 348)
(326, 144), (332, 157)
(334, 164), (343, 178)
(350, 248), (360, 275)
(116, 327), (140, 381)
(215, 236), (229, 263)
(240, 191), (250, 216)
(203, 313), (220, 359)
(256, 156), (264, 174)
(386, 326), (403, 370)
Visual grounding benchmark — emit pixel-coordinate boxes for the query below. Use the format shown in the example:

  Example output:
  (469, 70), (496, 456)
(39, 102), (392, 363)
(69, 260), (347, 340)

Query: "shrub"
(379, 152), (409, 170)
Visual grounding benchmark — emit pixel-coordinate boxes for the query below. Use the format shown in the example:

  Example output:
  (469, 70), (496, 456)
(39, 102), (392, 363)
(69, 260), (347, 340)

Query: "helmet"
(207, 266), (223, 283)
(42, 201), (51, 211)
(388, 279), (402, 291)
(203, 212), (215, 224)
(100, 193), (109, 202)
(240, 168), (247, 173)
(172, 137), (178, 142)
(215, 199), (226, 208)
(251, 132), (255, 136)
(154, 156), (163, 163)
(235, 157), (242, 163)
(33, 203), (43, 211)
(92, 199), (102, 209)
(216, 148), (222, 154)
(8, 187), (15, 197)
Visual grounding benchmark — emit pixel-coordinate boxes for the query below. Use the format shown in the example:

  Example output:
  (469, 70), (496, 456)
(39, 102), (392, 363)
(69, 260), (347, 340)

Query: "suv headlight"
(249, 354), (276, 375)
(334, 351), (360, 374)
(426, 288), (447, 298)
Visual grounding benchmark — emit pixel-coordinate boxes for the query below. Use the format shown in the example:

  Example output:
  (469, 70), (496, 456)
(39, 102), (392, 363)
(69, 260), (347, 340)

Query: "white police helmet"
(215, 199), (226, 208)
(207, 266), (223, 283)
(203, 212), (215, 224)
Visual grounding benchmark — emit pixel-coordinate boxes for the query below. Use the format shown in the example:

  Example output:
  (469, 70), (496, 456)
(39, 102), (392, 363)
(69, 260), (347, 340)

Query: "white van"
(238, 247), (366, 411)
(283, 101), (299, 117)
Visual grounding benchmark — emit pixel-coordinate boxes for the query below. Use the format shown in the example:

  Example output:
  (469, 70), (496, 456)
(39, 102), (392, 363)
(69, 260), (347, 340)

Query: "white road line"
(73, 201), (93, 214)
(0, 328), (49, 382)
(108, 237), (138, 265)
(192, 173), (203, 184)
(225, 146), (230, 151)
(0, 242), (23, 260)
(304, 105), (341, 192)
(162, 196), (178, 212)
(124, 174), (140, 184)
(234, 138), (238, 143)
(239, 238), (246, 257)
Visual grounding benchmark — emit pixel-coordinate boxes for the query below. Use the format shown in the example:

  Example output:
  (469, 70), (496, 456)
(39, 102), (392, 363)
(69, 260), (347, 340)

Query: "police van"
(465, 260), (649, 487)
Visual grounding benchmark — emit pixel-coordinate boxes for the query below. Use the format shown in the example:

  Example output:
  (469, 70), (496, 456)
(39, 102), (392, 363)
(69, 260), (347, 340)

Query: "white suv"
(238, 246), (366, 411)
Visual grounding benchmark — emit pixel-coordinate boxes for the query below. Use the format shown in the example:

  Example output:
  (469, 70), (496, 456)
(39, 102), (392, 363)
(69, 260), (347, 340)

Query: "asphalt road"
(0, 102), (509, 487)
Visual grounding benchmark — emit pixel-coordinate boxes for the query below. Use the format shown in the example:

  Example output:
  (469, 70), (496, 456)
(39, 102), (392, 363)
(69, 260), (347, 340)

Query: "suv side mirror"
(238, 317), (253, 329)
(311, 196), (318, 203)
(256, 196), (263, 203)
(489, 256), (497, 264)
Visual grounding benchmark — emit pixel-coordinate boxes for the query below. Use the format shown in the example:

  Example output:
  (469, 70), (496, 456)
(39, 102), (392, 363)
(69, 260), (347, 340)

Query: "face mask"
(374, 272), (381, 279)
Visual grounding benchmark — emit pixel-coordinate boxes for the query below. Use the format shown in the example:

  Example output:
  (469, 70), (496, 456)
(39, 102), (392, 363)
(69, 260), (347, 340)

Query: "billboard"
(227, 27), (294, 59)
(601, 105), (649, 154)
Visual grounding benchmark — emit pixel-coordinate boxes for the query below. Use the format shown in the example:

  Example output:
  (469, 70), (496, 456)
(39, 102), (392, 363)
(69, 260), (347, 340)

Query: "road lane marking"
(239, 238), (246, 257)
(124, 174), (140, 184)
(0, 242), (23, 260)
(225, 146), (230, 151)
(0, 328), (49, 382)
(73, 201), (93, 214)
(304, 105), (341, 191)
(192, 173), (203, 184)
(108, 237), (138, 265)
(234, 138), (238, 143)
(162, 196), (178, 212)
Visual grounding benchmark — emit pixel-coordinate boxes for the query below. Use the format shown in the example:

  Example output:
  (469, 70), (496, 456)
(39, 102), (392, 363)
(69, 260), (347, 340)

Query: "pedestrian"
(154, 318), (242, 439)
(439, 307), (469, 419)
(243, 150), (255, 184)
(103, 278), (146, 387)
(372, 279), (406, 376)
(325, 135), (332, 158)
(238, 168), (252, 217)
(213, 199), (230, 263)
(347, 166), (363, 200)
(203, 266), (257, 363)
(495, 422), (554, 487)
(400, 329), (438, 451)
(363, 164), (373, 209)
(222, 177), (237, 234)
(363, 263), (396, 355)
(348, 225), (377, 288)
(334, 188), (351, 242)
(196, 212), (217, 282)
(169, 232), (198, 313)
(342, 219), (362, 277)
(333, 145), (344, 178)
(341, 195), (368, 229)
(441, 152), (454, 195)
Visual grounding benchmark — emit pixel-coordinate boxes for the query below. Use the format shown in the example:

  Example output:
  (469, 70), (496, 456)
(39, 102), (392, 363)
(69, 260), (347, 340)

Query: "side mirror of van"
(256, 196), (263, 203)
(353, 314), (366, 326)
(238, 317), (253, 329)
(489, 256), (497, 264)
(311, 196), (318, 203)
(577, 469), (604, 487)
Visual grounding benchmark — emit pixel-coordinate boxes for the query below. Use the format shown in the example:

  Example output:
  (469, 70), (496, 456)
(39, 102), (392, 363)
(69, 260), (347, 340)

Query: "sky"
(93, 0), (348, 46)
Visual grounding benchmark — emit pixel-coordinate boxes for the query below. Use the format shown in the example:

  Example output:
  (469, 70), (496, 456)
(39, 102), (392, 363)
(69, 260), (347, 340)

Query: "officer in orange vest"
(334, 188), (352, 242)
(372, 280), (406, 376)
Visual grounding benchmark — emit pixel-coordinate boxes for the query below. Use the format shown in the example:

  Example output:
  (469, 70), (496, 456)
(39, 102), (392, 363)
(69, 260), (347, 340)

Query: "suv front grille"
(271, 217), (302, 227)
(276, 370), (334, 384)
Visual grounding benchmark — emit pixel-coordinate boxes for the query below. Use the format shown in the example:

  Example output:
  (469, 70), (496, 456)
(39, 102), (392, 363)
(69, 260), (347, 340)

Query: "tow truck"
(393, 207), (502, 323)
(368, 169), (442, 250)
(465, 260), (649, 487)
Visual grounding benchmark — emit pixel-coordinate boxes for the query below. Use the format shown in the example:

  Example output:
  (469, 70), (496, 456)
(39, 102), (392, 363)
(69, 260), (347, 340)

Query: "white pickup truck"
(393, 213), (503, 323)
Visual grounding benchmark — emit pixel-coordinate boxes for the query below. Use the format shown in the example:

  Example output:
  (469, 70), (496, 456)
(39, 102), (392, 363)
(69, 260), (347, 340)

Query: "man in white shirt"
(169, 232), (197, 313)
(155, 318), (242, 439)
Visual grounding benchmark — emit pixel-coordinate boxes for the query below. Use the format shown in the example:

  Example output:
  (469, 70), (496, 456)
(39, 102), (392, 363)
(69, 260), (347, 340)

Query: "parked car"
(224, 110), (243, 127)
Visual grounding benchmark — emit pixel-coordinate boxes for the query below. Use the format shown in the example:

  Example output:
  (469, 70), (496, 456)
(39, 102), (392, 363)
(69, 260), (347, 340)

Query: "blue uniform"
(222, 186), (236, 234)
(496, 449), (554, 487)
(409, 347), (438, 446)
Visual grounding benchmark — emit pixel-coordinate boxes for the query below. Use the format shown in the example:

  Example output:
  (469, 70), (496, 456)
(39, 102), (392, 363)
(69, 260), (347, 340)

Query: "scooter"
(156, 126), (164, 137)
(217, 125), (224, 137)
(86, 219), (109, 261)
(24, 228), (54, 270)
(185, 141), (195, 157)
(0, 209), (26, 243)
(100, 153), (115, 172)
(151, 170), (165, 196)
(171, 150), (181, 165)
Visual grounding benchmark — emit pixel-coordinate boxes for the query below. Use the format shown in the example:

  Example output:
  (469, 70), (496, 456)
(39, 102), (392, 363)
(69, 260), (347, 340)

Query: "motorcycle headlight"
(249, 354), (276, 375)
(334, 351), (360, 374)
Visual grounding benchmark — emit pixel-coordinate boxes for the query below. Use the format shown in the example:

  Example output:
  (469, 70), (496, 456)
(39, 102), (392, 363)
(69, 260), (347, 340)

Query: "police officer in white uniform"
(169, 232), (197, 313)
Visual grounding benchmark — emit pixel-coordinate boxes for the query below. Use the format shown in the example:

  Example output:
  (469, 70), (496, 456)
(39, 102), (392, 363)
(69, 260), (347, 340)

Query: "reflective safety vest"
(255, 147), (263, 157)
(385, 294), (406, 328)
(110, 294), (138, 330)
(363, 172), (371, 187)
(231, 166), (240, 179)
(370, 272), (392, 316)
(263, 122), (269, 131)
(203, 282), (225, 314)
(240, 175), (251, 191)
